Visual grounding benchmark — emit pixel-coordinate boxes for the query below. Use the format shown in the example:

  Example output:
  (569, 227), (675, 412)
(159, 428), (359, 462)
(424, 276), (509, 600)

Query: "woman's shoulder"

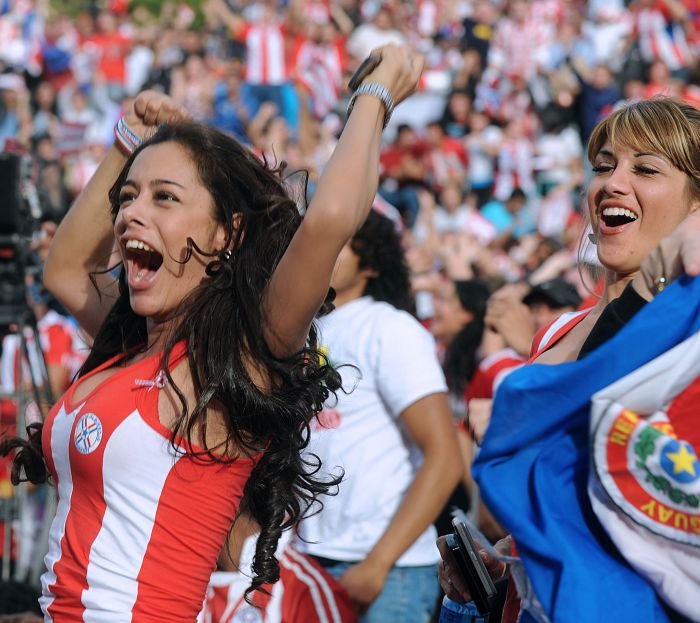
(530, 308), (594, 358)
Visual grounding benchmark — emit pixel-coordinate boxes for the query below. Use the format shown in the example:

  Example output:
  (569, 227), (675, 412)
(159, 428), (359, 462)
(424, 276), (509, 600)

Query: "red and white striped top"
(200, 534), (356, 623)
(239, 23), (289, 85)
(529, 308), (592, 358)
(633, 5), (694, 71)
(293, 37), (345, 119)
(40, 344), (256, 622)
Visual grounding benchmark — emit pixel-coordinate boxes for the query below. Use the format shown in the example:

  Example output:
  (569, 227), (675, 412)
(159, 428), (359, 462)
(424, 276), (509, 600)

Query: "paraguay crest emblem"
(74, 413), (103, 455)
(592, 405), (700, 546)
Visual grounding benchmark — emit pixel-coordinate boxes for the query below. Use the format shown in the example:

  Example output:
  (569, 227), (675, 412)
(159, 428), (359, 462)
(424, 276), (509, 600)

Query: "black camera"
(0, 151), (46, 327)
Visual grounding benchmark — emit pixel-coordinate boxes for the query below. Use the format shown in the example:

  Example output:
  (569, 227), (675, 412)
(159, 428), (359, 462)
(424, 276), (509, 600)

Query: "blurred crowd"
(1, 0), (699, 294)
(0, 0), (699, 619)
(2, 0), (699, 309)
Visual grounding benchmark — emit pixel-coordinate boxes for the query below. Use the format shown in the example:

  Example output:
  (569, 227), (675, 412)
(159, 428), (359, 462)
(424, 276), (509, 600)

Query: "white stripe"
(1, 334), (18, 392)
(269, 579), (284, 623)
(246, 28), (264, 84)
(279, 551), (332, 623)
(265, 27), (286, 84)
(81, 411), (182, 622)
(536, 309), (590, 353)
(40, 403), (83, 621)
(654, 29), (682, 71)
(286, 547), (343, 623)
(284, 548), (343, 623)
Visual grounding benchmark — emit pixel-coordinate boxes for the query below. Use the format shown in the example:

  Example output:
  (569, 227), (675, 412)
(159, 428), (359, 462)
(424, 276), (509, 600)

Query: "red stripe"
(261, 27), (269, 85)
(132, 455), (252, 621)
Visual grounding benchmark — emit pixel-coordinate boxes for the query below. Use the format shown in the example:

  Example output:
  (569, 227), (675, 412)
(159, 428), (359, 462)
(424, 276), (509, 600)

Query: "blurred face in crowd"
(448, 92), (471, 122)
(396, 126), (415, 148)
(509, 0), (530, 23)
(426, 124), (445, 147)
(36, 81), (56, 111)
(506, 194), (526, 215)
(469, 111), (489, 132)
(374, 7), (393, 30)
(649, 60), (670, 84)
(184, 54), (206, 79)
(439, 183), (464, 213)
(591, 65), (614, 89)
(431, 280), (473, 343)
(587, 141), (699, 276)
(113, 142), (226, 321)
(97, 11), (117, 34)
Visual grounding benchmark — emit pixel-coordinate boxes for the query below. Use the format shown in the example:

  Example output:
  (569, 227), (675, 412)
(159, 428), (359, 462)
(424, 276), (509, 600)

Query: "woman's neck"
(127, 318), (176, 363)
(600, 269), (637, 307)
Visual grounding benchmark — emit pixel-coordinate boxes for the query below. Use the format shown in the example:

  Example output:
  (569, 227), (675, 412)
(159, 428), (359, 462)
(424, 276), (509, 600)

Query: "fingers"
(436, 536), (472, 603)
(679, 210), (700, 276)
(130, 90), (191, 134)
(480, 548), (507, 581)
(362, 44), (424, 106)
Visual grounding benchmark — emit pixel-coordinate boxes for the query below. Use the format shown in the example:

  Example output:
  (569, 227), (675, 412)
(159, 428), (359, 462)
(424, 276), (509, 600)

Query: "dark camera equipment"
(0, 151), (55, 591)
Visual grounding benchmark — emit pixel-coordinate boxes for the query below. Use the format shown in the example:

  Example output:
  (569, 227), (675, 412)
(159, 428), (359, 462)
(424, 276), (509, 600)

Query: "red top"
(40, 344), (258, 622)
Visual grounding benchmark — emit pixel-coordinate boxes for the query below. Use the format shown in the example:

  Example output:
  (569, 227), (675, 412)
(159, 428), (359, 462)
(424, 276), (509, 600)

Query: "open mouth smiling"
(124, 239), (164, 284)
(600, 206), (639, 228)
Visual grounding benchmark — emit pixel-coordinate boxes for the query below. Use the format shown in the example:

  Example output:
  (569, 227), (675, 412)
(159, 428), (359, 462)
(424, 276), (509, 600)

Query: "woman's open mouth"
(124, 239), (164, 286)
(600, 206), (638, 233)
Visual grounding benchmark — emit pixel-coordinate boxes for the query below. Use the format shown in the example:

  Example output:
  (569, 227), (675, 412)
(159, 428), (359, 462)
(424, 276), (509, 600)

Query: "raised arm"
(262, 45), (424, 356)
(204, 0), (245, 38)
(43, 92), (190, 339)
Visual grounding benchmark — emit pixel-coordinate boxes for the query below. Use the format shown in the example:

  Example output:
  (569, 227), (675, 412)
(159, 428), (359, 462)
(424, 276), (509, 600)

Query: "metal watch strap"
(347, 82), (395, 129)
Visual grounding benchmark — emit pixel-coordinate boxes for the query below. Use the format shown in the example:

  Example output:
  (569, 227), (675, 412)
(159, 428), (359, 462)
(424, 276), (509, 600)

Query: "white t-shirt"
(297, 297), (447, 566)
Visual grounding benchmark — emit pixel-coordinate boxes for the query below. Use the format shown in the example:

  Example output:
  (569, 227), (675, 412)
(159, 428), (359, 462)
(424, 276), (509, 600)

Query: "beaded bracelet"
(113, 116), (143, 156)
(346, 82), (395, 129)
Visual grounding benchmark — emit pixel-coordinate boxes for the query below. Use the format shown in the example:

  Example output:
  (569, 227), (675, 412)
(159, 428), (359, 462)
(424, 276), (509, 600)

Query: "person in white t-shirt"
(296, 210), (462, 623)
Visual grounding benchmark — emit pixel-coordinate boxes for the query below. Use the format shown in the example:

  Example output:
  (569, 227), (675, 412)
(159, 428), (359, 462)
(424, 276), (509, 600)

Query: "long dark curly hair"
(3, 122), (343, 598)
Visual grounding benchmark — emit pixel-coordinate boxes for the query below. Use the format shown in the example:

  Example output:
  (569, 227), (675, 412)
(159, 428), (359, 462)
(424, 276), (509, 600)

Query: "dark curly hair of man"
(350, 211), (412, 312)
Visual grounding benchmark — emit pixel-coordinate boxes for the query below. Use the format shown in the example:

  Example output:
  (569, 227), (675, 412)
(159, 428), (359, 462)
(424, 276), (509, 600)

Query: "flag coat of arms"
(473, 275), (700, 622)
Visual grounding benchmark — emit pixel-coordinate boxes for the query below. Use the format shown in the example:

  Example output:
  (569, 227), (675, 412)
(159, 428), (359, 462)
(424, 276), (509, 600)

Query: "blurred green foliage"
(49, 0), (207, 28)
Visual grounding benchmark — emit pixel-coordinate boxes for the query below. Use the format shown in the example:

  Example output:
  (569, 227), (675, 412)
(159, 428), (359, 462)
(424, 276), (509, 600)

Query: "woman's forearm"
(44, 145), (127, 334)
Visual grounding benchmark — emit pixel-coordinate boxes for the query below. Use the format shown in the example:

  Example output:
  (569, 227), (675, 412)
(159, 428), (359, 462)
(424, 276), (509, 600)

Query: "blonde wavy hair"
(587, 97), (700, 201)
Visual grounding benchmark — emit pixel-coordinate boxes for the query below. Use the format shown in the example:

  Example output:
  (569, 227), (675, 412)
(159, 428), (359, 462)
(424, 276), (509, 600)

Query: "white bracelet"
(347, 82), (395, 129)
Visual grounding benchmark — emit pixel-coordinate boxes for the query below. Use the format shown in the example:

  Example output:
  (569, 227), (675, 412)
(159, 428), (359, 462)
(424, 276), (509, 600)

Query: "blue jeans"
(322, 560), (439, 623)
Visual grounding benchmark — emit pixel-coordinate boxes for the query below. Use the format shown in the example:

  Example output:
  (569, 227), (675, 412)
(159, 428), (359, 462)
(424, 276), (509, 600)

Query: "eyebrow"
(122, 178), (186, 189)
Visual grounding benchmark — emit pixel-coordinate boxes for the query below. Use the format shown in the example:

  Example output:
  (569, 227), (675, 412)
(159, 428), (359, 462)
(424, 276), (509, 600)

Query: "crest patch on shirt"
(73, 413), (103, 455)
